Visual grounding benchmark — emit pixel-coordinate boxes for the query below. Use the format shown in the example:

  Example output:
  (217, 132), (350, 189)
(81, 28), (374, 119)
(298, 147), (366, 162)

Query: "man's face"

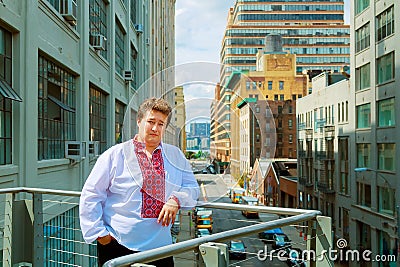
(137, 109), (168, 148)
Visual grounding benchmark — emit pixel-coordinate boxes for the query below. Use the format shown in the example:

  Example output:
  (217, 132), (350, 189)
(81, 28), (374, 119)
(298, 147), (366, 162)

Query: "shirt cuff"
(169, 195), (181, 209)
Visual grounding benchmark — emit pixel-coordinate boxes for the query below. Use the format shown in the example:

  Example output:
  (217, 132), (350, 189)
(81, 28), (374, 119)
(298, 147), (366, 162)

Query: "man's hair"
(137, 97), (172, 125)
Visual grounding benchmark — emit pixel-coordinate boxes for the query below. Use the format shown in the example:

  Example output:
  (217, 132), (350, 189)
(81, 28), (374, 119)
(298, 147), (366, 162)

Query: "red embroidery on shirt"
(134, 139), (165, 218)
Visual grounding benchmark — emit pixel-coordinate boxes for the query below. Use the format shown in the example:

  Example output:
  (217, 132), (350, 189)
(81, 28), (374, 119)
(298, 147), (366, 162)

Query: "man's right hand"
(97, 234), (113, 245)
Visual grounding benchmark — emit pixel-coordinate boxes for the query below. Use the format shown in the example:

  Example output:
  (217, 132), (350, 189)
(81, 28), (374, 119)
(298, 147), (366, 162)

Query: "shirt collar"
(132, 134), (163, 153)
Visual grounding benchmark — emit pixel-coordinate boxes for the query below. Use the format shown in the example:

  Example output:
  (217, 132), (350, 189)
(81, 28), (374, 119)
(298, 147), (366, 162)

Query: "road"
(196, 173), (307, 267)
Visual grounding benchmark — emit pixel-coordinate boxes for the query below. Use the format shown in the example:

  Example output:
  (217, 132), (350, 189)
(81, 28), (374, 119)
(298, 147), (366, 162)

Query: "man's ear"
(137, 119), (141, 127)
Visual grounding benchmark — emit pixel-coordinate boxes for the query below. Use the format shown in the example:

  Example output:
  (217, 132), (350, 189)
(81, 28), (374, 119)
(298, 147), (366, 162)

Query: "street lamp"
(354, 167), (400, 261)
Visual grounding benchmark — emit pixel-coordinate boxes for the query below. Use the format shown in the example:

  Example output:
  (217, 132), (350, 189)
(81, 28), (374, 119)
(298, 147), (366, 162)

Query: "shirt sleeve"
(79, 150), (113, 243)
(169, 150), (200, 210)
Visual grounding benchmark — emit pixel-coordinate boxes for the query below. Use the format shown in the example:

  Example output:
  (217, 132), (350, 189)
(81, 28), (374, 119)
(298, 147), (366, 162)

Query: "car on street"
(195, 228), (211, 238)
(258, 228), (284, 243)
(228, 240), (246, 260)
(272, 233), (291, 249)
(283, 247), (307, 267)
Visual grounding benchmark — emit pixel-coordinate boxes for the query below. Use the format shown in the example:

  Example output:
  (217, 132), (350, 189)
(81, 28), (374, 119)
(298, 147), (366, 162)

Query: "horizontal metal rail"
(198, 201), (317, 216)
(104, 209), (321, 267)
(0, 187), (81, 197)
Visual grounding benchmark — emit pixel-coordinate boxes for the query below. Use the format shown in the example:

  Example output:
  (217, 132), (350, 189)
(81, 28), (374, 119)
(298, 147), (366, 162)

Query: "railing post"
(306, 219), (316, 267)
(33, 193), (44, 266)
(315, 216), (333, 267)
(199, 242), (228, 267)
(2, 193), (13, 267)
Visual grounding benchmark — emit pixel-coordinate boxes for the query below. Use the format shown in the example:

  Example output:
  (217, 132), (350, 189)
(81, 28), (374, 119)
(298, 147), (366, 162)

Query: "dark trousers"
(97, 239), (174, 267)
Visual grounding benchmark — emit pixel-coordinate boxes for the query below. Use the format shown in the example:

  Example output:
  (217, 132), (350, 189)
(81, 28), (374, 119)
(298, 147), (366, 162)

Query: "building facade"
(224, 40), (307, 178)
(297, 73), (352, 248)
(174, 86), (187, 151)
(220, 0), (350, 86)
(350, 0), (398, 263)
(0, 0), (176, 264)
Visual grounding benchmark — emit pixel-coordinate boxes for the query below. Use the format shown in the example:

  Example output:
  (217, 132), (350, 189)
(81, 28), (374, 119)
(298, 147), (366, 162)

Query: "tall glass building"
(221, 0), (350, 85)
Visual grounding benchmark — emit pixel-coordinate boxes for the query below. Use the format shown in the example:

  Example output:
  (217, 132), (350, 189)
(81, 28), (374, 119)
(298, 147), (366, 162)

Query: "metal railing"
(0, 187), (332, 267)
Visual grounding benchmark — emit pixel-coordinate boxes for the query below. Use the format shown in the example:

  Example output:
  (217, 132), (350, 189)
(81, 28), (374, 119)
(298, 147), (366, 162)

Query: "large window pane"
(355, 23), (370, 53)
(38, 55), (76, 160)
(356, 103), (371, 128)
(89, 86), (107, 153)
(115, 21), (125, 76)
(355, 63), (370, 91)
(115, 100), (125, 144)
(356, 0), (370, 14)
(376, 6), (394, 42)
(378, 143), (395, 171)
(89, 0), (108, 59)
(377, 52), (394, 84)
(0, 27), (12, 165)
(378, 187), (395, 215)
(357, 143), (370, 168)
(378, 98), (395, 127)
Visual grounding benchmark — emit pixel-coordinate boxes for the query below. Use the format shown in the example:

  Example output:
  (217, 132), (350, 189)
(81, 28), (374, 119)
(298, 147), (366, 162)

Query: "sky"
(175, 0), (350, 127)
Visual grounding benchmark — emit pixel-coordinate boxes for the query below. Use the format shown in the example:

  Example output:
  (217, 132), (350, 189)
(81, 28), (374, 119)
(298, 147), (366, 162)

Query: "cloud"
(175, 0), (235, 64)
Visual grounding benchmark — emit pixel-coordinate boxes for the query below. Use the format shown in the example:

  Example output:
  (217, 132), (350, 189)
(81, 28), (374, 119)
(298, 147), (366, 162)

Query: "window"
(89, 0), (108, 59)
(288, 105), (293, 114)
(130, 0), (137, 24)
(378, 143), (395, 171)
(278, 105), (283, 114)
(288, 134), (293, 143)
(339, 138), (349, 194)
(357, 182), (371, 207)
(288, 119), (292, 129)
(246, 81), (251, 90)
(378, 98), (395, 127)
(279, 81), (284, 90)
(38, 55), (76, 160)
(356, 103), (371, 128)
(355, 23), (370, 53)
(292, 94), (296, 100)
(377, 52), (394, 84)
(115, 100), (125, 144)
(0, 27), (20, 165)
(377, 6), (394, 42)
(378, 187), (395, 215)
(274, 94), (278, 101)
(356, 0), (369, 14)
(357, 143), (371, 168)
(89, 86), (107, 153)
(268, 81), (272, 90)
(256, 134), (260, 142)
(130, 44), (137, 89)
(355, 63), (370, 91)
(115, 21), (125, 76)
(255, 106), (260, 113)
(280, 94), (284, 101)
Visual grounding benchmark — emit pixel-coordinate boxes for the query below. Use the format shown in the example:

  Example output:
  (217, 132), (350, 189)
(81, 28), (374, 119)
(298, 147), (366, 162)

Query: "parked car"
(283, 248), (306, 267)
(195, 228), (211, 238)
(272, 233), (291, 249)
(228, 240), (246, 260)
(258, 228), (284, 243)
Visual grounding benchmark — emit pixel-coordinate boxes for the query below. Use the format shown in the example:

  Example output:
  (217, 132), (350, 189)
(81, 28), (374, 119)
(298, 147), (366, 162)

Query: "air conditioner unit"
(134, 24), (144, 34)
(145, 38), (150, 46)
(88, 141), (99, 157)
(60, 0), (77, 26)
(90, 34), (106, 51)
(124, 70), (134, 82)
(65, 141), (84, 162)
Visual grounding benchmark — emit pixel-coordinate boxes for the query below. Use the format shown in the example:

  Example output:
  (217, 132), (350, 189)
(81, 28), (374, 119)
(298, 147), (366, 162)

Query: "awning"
(0, 79), (22, 102)
(48, 95), (75, 112)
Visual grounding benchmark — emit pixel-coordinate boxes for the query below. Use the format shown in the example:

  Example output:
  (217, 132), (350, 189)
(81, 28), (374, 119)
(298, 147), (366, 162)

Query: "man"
(79, 97), (199, 266)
